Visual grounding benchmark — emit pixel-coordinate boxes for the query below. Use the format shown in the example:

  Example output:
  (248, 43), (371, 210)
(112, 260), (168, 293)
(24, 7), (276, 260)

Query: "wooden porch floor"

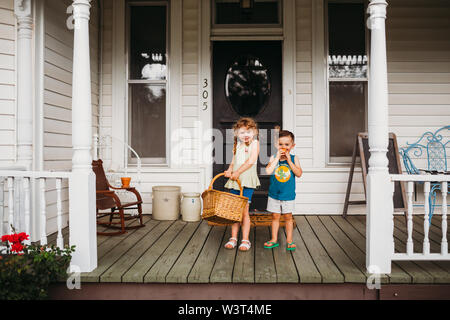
(53, 215), (450, 284)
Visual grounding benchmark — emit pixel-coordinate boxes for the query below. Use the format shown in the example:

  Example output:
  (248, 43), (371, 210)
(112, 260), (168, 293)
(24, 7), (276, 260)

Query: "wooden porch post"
(366, 0), (393, 274)
(14, 0), (33, 170)
(69, 0), (97, 272)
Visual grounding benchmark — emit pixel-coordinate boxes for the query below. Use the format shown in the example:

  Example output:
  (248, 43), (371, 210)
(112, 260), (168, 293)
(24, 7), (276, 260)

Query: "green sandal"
(286, 242), (296, 251)
(264, 241), (279, 249)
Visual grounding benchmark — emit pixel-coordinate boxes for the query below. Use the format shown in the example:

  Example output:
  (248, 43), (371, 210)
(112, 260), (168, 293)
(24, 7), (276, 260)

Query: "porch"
(50, 215), (450, 285)
(2, 0), (449, 285)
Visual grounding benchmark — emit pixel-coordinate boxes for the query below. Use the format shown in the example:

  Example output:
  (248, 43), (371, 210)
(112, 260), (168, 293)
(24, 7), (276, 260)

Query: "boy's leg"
(284, 213), (296, 250)
(271, 213), (281, 242)
(265, 197), (281, 246)
(284, 213), (293, 243)
(264, 213), (280, 246)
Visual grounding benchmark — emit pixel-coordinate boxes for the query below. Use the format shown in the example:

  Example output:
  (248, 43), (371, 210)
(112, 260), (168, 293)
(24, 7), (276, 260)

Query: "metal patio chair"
(399, 125), (450, 222)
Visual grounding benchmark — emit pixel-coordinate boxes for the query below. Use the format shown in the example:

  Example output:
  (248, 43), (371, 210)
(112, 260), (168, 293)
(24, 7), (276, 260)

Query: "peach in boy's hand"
(278, 148), (287, 157)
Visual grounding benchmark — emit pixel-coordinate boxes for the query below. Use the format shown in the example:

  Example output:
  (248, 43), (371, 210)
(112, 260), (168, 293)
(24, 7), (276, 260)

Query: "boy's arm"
(265, 155), (278, 175)
(286, 155), (303, 177)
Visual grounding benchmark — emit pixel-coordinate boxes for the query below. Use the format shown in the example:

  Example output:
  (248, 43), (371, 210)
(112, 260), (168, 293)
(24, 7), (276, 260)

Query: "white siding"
(294, 0), (366, 214)
(97, 0), (449, 216)
(43, 0), (100, 233)
(295, 0), (313, 171)
(43, 0), (99, 172)
(0, 0), (15, 167)
(387, 0), (450, 162)
(181, 0), (200, 165)
(99, 0), (204, 214)
(294, 0), (450, 214)
(99, 0), (112, 167)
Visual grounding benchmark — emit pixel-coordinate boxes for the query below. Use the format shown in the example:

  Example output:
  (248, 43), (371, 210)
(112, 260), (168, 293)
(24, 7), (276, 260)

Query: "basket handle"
(209, 173), (244, 197)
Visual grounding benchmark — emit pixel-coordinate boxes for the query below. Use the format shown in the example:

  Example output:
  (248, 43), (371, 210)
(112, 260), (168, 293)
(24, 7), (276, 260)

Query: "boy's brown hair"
(278, 130), (295, 143)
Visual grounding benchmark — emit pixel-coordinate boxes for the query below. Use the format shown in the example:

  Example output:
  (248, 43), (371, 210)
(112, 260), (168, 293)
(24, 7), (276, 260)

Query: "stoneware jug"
(181, 193), (201, 222)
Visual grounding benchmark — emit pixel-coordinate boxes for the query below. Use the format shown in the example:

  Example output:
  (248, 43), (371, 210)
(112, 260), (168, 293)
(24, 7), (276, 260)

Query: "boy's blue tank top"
(268, 154), (296, 201)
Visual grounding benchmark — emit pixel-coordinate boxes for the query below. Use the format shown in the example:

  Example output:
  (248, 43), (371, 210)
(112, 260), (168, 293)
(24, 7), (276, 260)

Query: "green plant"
(0, 229), (75, 300)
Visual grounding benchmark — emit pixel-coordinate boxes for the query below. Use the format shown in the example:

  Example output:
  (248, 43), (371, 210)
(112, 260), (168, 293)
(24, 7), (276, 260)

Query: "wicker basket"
(201, 173), (248, 224)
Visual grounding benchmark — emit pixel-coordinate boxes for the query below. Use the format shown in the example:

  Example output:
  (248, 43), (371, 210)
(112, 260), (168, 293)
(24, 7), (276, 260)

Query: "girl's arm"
(286, 155), (303, 178)
(224, 155), (235, 178)
(231, 140), (260, 180)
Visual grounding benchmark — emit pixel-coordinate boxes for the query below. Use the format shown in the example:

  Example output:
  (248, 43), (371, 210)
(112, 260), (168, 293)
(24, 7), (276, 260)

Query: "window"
(127, 2), (168, 164)
(327, 2), (368, 163)
(213, 0), (281, 26)
(225, 54), (271, 117)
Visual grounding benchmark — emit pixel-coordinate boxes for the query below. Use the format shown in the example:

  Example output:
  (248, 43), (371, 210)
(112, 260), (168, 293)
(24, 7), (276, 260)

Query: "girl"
(223, 118), (261, 252)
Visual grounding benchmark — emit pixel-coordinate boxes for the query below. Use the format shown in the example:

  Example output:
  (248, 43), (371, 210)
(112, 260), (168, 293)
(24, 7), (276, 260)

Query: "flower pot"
(121, 177), (131, 188)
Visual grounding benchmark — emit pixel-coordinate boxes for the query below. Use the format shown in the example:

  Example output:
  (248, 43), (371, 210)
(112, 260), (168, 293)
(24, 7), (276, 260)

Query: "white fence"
(390, 174), (449, 262)
(0, 171), (71, 248)
(0, 170), (97, 272)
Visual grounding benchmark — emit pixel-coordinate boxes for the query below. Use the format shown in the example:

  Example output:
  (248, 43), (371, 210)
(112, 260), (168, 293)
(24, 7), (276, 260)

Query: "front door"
(212, 41), (283, 211)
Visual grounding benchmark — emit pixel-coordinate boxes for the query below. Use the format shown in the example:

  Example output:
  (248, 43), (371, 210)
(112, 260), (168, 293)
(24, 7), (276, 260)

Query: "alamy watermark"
(66, 265), (81, 290)
(366, 265), (382, 290)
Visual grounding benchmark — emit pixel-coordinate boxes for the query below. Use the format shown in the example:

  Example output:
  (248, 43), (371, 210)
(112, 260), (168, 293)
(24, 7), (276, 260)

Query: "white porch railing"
(390, 174), (450, 262)
(0, 170), (97, 272)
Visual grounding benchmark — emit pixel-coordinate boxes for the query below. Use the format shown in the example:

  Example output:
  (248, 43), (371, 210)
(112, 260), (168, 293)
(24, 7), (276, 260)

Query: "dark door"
(213, 41), (282, 211)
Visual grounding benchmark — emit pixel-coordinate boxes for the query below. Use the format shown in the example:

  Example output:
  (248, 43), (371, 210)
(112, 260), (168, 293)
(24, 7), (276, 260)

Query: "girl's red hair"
(232, 117), (259, 155)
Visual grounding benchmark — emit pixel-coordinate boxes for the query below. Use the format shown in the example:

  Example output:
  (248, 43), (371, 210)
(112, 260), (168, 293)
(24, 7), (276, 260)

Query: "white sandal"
(239, 240), (251, 251)
(224, 237), (237, 249)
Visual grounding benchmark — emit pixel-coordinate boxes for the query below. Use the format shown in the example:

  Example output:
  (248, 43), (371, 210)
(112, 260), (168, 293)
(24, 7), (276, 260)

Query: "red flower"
(11, 242), (24, 253)
(1, 232), (30, 254)
(18, 233), (29, 242)
(9, 234), (19, 243)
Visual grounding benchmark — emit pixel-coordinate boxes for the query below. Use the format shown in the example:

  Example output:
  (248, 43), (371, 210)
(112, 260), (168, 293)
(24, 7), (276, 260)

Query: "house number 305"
(202, 79), (209, 110)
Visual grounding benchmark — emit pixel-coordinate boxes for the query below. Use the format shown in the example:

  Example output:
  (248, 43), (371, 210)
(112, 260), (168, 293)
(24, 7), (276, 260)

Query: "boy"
(264, 130), (302, 251)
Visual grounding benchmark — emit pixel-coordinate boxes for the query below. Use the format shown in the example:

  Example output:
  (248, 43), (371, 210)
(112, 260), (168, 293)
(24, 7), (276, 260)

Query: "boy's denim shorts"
(229, 187), (254, 203)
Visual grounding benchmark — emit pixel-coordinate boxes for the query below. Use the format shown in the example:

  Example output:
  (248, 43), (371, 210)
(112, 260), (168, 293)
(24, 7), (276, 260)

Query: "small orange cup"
(121, 177), (131, 188)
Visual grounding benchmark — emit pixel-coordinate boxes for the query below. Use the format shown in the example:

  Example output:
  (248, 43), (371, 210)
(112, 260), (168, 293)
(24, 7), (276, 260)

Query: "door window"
(225, 54), (271, 117)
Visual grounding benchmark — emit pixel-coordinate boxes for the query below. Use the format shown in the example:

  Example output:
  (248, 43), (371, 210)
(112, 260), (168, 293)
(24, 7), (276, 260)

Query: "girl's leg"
(225, 222), (240, 249)
(240, 203), (251, 241)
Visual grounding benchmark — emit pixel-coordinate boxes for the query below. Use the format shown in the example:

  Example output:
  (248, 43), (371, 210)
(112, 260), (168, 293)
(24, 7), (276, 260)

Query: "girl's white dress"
(224, 140), (261, 191)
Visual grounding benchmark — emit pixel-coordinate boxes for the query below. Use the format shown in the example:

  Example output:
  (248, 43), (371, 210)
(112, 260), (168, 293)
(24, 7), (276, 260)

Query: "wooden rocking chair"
(92, 159), (145, 236)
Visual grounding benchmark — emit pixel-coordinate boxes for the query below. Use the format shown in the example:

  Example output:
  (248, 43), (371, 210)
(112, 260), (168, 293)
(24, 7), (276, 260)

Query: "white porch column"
(366, 0), (393, 274)
(72, 0), (92, 173)
(14, 0), (33, 170)
(69, 0), (97, 272)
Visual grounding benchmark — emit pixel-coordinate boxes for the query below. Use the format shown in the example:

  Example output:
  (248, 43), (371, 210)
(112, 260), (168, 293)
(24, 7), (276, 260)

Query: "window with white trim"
(127, 1), (168, 164)
(326, 1), (368, 164)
